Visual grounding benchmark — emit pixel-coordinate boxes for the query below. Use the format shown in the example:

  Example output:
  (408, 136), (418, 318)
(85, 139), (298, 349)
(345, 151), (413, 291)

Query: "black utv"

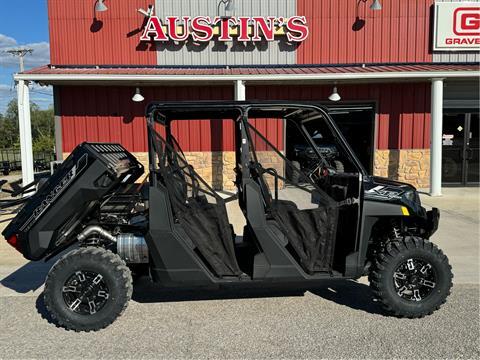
(3, 102), (451, 331)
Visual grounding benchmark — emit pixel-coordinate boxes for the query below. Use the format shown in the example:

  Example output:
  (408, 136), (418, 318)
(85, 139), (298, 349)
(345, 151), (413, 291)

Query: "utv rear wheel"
(369, 237), (452, 318)
(44, 247), (132, 331)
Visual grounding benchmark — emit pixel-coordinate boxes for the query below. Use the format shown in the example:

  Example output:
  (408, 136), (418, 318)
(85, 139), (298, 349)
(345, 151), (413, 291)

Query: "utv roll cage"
(146, 101), (368, 178)
(143, 102), (367, 282)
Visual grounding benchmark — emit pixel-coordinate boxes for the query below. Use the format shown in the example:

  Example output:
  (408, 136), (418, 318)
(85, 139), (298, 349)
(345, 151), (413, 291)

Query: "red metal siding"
(59, 86), (234, 152)
(297, 0), (433, 64)
(48, 0), (156, 65)
(47, 0), (435, 67)
(60, 83), (431, 153)
(247, 83), (431, 150)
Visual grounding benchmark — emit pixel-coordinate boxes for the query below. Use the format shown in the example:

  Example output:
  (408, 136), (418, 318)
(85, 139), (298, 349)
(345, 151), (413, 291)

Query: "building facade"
(17, 0), (480, 192)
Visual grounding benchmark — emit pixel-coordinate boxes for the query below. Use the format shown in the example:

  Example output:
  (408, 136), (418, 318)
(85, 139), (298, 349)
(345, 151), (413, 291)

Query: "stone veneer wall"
(65, 149), (429, 189)
(182, 151), (283, 191)
(64, 151), (237, 189)
(255, 151), (285, 191)
(373, 149), (430, 189)
(69, 150), (283, 192)
(184, 151), (237, 191)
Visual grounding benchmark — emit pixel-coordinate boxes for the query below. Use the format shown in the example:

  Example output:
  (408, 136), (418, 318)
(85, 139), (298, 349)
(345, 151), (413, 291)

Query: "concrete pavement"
(0, 282), (478, 359)
(0, 187), (478, 359)
(419, 187), (479, 284)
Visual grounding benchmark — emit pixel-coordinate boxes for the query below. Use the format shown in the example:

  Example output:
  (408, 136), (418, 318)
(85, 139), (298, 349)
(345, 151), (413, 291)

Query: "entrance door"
(442, 112), (479, 185)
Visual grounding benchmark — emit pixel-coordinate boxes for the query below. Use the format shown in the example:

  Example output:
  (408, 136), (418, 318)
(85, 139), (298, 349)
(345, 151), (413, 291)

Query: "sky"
(0, 0), (52, 113)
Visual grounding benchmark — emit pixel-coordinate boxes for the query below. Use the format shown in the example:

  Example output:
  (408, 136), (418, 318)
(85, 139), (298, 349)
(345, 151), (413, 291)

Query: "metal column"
(17, 80), (34, 186)
(430, 78), (444, 196)
(234, 80), (246, 101)
(53, 86), (63, 161)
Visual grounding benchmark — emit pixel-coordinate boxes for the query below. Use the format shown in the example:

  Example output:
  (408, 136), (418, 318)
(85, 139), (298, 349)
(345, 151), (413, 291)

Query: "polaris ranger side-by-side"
(3, 102), (451, 331)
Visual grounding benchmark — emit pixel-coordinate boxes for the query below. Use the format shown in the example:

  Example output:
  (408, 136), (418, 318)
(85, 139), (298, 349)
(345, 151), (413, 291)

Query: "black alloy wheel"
(393, 258), (437, 302)
(62, 270), (110, 315)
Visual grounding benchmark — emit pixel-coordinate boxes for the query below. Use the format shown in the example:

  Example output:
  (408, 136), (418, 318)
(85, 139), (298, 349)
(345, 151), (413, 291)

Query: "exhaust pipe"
(77, 225), (117, 243)
(76, 225), (148, 263)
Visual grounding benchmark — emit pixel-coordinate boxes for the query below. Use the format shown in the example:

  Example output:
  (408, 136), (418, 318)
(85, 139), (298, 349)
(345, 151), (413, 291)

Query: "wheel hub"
(62, 270), (110, 315)
(393, 258), (436, 302)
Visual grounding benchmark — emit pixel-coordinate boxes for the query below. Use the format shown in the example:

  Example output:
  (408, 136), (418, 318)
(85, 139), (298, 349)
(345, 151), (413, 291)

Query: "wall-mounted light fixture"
(370, 0), (382, 11)
(328, 84), (341, 102)
(132, 87), (144, 102)
(352, 0), (382, 31)
(95, 0), (108, 12)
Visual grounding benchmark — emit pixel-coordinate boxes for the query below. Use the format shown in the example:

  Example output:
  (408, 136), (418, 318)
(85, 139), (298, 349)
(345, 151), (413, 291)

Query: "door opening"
(325, 105), (375, 174)
(442, 111), (479, 186)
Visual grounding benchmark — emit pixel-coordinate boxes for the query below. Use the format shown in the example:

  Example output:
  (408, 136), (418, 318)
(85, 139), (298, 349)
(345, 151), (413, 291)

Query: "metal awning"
(13, 62), (479, 195)
(15, 63), (480, 84)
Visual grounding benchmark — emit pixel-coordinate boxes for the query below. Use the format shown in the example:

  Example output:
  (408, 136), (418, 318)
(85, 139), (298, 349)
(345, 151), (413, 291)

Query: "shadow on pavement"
(131, 277), (305, 303)
(309, 279), (384, 315)
(131, 277), (384, 316)
(0, 258), (57, 293)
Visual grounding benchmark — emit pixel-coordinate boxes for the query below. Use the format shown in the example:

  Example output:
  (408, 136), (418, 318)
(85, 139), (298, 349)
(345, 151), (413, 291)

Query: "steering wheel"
(308, 162), (337, 183)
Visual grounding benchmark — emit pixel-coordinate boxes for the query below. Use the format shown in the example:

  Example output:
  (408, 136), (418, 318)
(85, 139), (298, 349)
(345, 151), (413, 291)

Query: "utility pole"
(6, 47), (34, 186)
(6, 48), (33, 72)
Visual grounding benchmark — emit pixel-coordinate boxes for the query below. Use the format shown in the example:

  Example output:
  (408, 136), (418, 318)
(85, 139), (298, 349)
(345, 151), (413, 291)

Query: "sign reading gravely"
(140, 16), (309, 42)
(433, 2), (480, 51)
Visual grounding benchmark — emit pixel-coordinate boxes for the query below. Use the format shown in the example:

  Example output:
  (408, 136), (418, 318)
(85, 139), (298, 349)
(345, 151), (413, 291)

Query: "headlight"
(405, 190), (421, 205)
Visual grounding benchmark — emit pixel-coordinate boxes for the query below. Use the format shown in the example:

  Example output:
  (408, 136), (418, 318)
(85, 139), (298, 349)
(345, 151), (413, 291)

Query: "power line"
(5, 48), (33, 72)
(30, 89), (53, 96)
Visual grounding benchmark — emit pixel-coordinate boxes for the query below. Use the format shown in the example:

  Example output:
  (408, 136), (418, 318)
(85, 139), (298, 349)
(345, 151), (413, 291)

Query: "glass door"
(442, 112), (479, 185)
(442, 113), (466, 184)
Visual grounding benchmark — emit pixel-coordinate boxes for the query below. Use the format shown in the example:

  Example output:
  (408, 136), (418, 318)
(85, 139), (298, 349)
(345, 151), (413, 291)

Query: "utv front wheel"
(44, 247), (132, 331)
(369, 237), (453, 318)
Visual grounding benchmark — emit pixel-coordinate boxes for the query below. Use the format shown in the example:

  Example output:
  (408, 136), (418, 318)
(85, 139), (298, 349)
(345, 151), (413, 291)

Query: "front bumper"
(426, 207), (440, 237)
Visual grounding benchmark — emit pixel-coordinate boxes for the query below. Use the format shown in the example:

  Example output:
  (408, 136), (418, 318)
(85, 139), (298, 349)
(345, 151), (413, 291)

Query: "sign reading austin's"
(140, 16), (309, 42)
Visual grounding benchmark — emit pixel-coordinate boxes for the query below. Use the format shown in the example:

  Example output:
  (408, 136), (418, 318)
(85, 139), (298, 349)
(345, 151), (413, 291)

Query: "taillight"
(6, 234), (21, 252)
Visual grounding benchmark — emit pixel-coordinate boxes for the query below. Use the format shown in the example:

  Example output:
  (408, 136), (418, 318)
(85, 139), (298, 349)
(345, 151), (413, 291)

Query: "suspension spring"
(390, 219), (402, 240)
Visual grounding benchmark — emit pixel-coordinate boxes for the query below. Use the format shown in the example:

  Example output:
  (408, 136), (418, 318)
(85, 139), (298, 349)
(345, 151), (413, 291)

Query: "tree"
(31, 104), (55, 153)
(0, 100), (19, 148)
(0, 99), (55, 153)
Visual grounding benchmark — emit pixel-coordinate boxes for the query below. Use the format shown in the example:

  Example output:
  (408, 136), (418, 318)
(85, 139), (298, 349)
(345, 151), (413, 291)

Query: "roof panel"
(21, 63), (480, 79)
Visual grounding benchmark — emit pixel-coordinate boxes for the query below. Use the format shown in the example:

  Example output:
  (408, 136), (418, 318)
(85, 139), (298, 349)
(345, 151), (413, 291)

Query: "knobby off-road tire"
(369, 236), (453, 318)
(44, 247), (133, 332)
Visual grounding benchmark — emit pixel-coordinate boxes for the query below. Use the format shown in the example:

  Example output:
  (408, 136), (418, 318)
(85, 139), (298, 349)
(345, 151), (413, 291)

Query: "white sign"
(433, 2), (480, 51)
